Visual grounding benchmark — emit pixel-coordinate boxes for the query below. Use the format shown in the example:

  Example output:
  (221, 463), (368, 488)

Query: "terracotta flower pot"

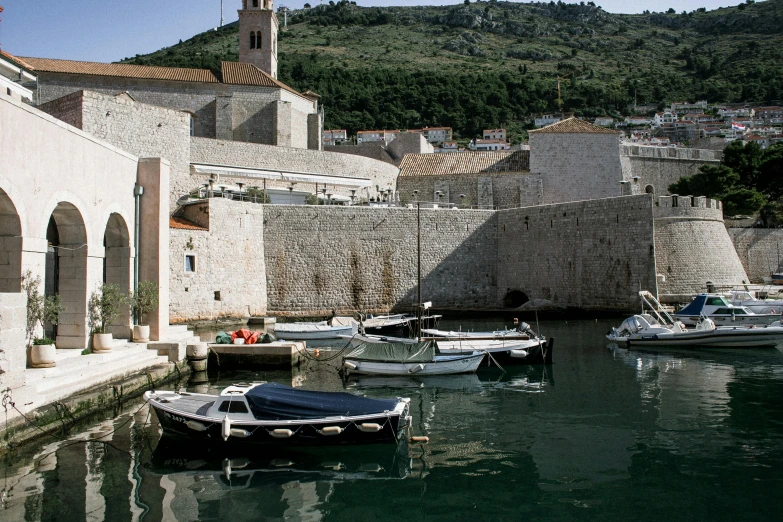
(92, 332), (113, 352)
(133, 325), (151, 343)
(30, 344), (56, 368)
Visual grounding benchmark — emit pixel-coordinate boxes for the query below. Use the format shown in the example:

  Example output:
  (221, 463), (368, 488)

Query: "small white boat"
(341, 333), (551, 365)
(673, 293), (781, 326)
(726, 289), (783, 315)
(608, 291), (783, 348)
(342, 340), (485, 376)
(361, 313), (441, 335)
(274, 321), (356, 340)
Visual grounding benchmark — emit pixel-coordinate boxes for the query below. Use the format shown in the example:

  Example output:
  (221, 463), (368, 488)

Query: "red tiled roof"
(220, 61), (304, 97)
(20, 56), (219, 83)
(170, 216), (208, 231)
(399, 151), (530, 177)
(529, 117), (620, 135)
(0, 50), (35, 71)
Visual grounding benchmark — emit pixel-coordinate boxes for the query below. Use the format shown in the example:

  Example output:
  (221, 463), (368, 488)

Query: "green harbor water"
(3, 318), (783, 521)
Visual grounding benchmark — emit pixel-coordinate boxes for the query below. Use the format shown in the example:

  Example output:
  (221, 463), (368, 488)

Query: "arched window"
(252, 0), (259, 7)
(257, 31), (263, 49)
(250, 32), (256, 49)
(645, 184), (654, 195)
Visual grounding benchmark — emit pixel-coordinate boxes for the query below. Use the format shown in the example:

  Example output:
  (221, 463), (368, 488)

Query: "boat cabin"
(205, 383), (257, 421)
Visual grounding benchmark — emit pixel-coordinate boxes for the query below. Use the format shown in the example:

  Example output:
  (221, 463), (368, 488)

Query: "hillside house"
(357, 129), (399, 145)
(409, 126), (453, 144)
(470, 139), (510, 151)
(483, 128), (506, 140)
(323, 129), (348, 146)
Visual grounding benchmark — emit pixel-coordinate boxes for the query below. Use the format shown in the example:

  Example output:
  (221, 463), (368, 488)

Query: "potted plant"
(131, 280), (159, 343)
(88, 284), (128, 352)
(22, 270), (65, 368)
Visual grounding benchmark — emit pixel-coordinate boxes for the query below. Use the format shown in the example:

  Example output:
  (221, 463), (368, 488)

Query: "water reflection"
(3, 320), (783, 521)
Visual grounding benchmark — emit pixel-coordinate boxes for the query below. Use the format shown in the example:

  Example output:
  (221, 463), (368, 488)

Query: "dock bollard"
(186, 342), (209, 371)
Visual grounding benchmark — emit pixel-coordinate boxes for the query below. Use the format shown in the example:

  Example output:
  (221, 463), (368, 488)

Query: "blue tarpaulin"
(245, 383), (400, 421)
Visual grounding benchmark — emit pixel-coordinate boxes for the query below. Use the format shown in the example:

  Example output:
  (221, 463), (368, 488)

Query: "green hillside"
(121, 0), (783, 143)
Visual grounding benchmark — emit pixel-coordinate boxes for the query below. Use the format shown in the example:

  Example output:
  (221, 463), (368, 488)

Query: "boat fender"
(271, 429), (294, 438)
(410, 436), (430, 443)
(343, 361), (357, 370)
(358, 463), (384, 472)
(408, 364), (425, 373)
(222, 458), (232, 478)
(318, 426), (343, 436)
(229, 428), (250, 438)
(510, 349), (528, 359)
(185, 420), (208, 432)
(314, 349), (320, 357)
(358, 423), (382, 433)
(221, 416), (231, 441)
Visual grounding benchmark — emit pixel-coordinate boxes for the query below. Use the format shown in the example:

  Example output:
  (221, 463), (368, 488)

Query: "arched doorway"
(103, 213), (132, 338)
(503, 290), (529, 309)
(645, 184), (655, 196)
(0, 187), (23, 292)
(48, 202), (89, 349)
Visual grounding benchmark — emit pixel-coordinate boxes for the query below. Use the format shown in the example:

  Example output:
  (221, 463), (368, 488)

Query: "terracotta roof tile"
(170, 216), (208, 231)
(0, 50), (35, 71)
(399, 151), (529, 177)
(529, 117), (620, 135)
(20, 56), (218, 83)
(220, 62), (303, 97)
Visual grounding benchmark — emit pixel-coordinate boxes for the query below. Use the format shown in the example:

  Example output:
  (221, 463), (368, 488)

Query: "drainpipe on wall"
(133, 184), (144, 298)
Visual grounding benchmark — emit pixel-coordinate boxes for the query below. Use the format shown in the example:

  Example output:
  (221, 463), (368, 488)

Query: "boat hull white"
(275, 324), (355, 340)
(343, 353), (485, 376)
(608, 326), (783, 348)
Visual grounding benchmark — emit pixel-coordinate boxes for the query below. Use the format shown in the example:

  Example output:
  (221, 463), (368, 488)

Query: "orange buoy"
(410, 436), (429, 443)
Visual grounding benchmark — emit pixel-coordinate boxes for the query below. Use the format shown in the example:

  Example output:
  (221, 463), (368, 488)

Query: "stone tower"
(238, 0), (278, 79)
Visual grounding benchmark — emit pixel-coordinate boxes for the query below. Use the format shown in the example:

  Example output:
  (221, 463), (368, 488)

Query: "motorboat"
(145, 382), (410, 446)
(422, 321), (544, 341)
(726, 289), (783, 315)
(361, 313), (441, 336)
(608, 291), (783, 348)
(341, 332), (552, 366)
(274, 321), (357, 340)
(341, 340), (485, 376)
(672, 293), (781, 326)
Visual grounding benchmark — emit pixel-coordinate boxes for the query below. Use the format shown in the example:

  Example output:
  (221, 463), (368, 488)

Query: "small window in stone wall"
(185, 255), (196, 273)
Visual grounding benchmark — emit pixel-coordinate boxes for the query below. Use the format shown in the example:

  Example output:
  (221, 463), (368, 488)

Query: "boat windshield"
(706, 296), (729, 306)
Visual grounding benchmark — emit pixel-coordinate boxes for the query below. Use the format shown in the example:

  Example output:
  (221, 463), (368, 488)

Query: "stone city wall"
(530, 132), (623, 204)
(169, 198), (267, 322)
(728, 228), (783, 283)
(397, 172), (542, 209)
(620, 144), (721, 198)
(496, 195), (658, 311)
(0, 293), (26, 391)
(653, 196), (748, 299)
(190, 137), (400, 201)
(39, 90), (193, 211)
(262, 206), (499, 315)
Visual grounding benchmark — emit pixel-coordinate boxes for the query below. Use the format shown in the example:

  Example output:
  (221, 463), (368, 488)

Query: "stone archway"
(48, 202), (89, 349)
(103, 213), (132, 338)
(0, 187), (23, 293)
(503, 290), (529, 309)
(645, 184), (655, 196)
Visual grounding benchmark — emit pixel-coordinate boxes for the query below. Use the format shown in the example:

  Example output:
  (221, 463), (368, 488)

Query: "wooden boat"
(672, 293), (781, 326)
(341, 333), (552, 366)
(608, 291), (783, 348)
(145, 382), (410, 446)
(274, 321), (356, 340)
(341, 340), (485, 376)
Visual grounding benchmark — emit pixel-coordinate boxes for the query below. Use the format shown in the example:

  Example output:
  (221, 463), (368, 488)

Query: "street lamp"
(288, 184), (295, 205)
(350, 189), (356, 205)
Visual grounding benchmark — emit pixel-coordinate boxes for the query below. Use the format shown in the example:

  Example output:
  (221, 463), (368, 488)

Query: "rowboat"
(274, 321), (356, 340)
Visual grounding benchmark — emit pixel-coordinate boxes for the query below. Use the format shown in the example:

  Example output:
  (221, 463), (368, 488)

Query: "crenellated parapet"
(621, 144), (722, 162)
(653, 195), (724, 221)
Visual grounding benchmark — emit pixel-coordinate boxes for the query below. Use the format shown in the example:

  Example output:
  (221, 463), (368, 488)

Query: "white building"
(652, 111), (677, 128)
(357, 129), (399, 145)
(470, 139), (510, 151)
(323, 129), (347, 146)
(483, 128), (506, 140)
(409, 127), (453, 144)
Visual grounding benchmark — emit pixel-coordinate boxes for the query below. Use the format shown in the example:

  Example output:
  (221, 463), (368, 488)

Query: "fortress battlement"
(621, 144), (722, 162)
(654, 195), (724, 220)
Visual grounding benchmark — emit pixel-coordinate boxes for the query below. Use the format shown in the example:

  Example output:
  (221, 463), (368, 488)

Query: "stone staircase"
(18, 325), (198, 414)
(148, 325), (201, 362)
(24, 341), (169, 407)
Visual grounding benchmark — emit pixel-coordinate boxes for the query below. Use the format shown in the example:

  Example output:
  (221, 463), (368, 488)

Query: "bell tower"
(238, 0), (278, 78)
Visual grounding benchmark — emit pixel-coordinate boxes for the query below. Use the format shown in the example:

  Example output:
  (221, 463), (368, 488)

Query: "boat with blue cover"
(145, 382), (410, 446)
(673, 293), (781, 326)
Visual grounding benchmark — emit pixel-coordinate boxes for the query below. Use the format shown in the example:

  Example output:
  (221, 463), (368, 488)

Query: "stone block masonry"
(653, 196), (748, 299)
(169, 198), (267, 323)
(497, 195), (658, 311)
(728, 228), (783, 283)
(620, 144), (721, 198)
(262, 206), (498, 314)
